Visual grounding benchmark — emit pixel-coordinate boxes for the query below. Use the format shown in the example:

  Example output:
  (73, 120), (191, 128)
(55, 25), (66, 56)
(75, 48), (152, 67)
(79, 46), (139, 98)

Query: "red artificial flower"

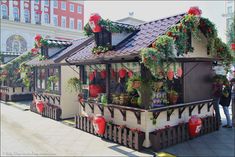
(31, 48), (39, 55)
(35, 34), (42, 42)
(188, 7), (202, 16)
(167, 32), (173, 37)
(128, 71), (133, 78)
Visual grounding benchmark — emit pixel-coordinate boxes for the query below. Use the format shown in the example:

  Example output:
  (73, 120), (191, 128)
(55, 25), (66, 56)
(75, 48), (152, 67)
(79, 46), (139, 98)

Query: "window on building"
(47, 67), (60, 93)
(61, 16), (66, 28)
(53, 15), (58, 26)
(70, 18), (74, 29)
(35, 0), (39, 4)
(24, 9), (30, 23)
(44, 13), (49, 24)
(1, 4), (8, 19)
(13, 7), (19, 21)
(13, 41), (20, 52)
(77, 19), (82, 30)
(70, 4), (74, 12)
(35, 13), (41, 24)
(61, 1), (66, 10)
(227, 6), (232, 14)
(44, 0), (49, 6)
(36, 68), (46, 90)
(54, 0), (58, 8)
(77, 5), (82, 14)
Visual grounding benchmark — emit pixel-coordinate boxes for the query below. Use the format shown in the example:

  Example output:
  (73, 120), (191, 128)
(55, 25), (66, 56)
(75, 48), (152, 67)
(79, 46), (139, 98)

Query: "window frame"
(61, 1), (66, 11)
(44, 13), (49, 24)
(1, 4), (8, 18)
(69, 18), (74, 29)
(61, 16), (66, 28)
(53, 0), (58, 8)
(77, 19), (82, 30)
(95, 29), (112, 47)
(70, 3), (74, 12)
(53, 15), (58, 26)
(24, 9), (30, 23)
(77, 5), (82, 14)
(44, 0), (49, 6)
(13, 7), (19, 21)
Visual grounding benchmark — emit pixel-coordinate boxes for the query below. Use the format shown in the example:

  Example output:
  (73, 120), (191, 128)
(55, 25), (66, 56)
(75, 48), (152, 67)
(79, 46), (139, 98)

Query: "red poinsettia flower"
(188, 7), (202, 16)
(35, 34), (42, 42)
(167, 31), (173, 37)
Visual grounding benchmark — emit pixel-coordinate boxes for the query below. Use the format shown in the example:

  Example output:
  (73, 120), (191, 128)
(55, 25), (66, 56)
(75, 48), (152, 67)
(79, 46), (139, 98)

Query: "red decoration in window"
(119, 68), (127, 78)
(188, 7), (202, 16)
(89, 13), (102, 33)
(100, 70), (107, 79)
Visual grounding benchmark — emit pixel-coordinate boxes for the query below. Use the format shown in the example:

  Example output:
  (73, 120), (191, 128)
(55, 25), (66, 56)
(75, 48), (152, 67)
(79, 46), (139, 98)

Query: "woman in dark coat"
(220, 79), (232, 128)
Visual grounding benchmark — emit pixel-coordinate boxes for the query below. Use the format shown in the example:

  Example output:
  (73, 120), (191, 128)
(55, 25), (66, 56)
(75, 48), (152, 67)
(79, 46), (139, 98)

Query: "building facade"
(0, 0), (84, 63)
(224, 0), (234, 43)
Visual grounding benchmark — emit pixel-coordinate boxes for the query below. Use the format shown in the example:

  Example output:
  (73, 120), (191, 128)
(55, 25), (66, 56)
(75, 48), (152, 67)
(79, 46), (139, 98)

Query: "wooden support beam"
(107, 106), (114, 118)
(55, 96), (60, 104)
(97, 104), (104, 115)
(88, 103), (94, 113)
(119, 109), (126, 121)
(106, 64), (111, 103)
(207, 102), (213, 112)
(198, 103), (204, 114)
(189, 105), (196, 116)
(167, 109), (175, 121)
(133, 111), (141, 124)
(80, 102), (86, 111)
(178, 107), (186, 119)
(152, 111), (161, 120)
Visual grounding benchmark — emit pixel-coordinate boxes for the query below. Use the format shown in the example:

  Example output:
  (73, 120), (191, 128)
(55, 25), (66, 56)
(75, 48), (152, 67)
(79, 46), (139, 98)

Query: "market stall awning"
(66, 13), (186, 64)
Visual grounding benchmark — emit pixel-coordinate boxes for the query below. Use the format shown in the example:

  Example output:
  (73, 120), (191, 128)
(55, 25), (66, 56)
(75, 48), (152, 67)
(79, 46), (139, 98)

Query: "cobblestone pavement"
(1, 101), (234, 157)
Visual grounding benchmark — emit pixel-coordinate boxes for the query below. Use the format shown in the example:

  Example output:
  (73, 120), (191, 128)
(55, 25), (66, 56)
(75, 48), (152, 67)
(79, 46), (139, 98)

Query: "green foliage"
(46, 75), (59, 91)
(92, 45), (112, 55)
(67, 77), (82, 92)
(126, 75), (141, 93)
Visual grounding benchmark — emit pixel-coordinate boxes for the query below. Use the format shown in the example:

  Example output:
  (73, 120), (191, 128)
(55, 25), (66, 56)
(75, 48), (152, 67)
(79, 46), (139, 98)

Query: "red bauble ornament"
(128, 71), (133, 78)
(231, 43), (235, 51)
(31, 48), (39, 55)
(36, 101), (44, 113)
(89, 72), (95, 81)
(89, 13), (102, 33)
(188, 7), (202, 16)
(100, 70), (107, 79)
(167, 69), (174, 80)
(119, 68), (127, 78)
(92, 115), (106, 135)
(188, 115), (202, 138)
(177, 67), (183, 78)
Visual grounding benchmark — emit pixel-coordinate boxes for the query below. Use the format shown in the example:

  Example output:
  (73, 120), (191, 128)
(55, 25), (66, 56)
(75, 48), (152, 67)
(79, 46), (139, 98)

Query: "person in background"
(220, 78), (232, 128)
(230, 73), (235, 127)
(212, 76), (223, 125)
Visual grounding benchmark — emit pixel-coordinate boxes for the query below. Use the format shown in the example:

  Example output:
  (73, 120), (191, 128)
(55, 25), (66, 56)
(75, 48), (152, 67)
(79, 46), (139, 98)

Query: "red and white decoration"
(89, 13), (102, 33)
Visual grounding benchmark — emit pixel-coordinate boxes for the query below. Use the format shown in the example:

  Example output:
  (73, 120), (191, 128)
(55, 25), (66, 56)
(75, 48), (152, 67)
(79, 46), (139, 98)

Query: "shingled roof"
(67, 13), (186, 64)
(27, 37), (92, 66)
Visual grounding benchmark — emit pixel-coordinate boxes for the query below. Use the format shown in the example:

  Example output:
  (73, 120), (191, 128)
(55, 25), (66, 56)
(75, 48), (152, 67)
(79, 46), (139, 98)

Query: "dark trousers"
(213, 97), (221, 123)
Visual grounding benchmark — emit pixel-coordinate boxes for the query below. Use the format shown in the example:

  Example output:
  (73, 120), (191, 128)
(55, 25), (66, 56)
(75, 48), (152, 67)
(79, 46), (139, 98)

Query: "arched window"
(6, 35), (27, 53)
(44, 13), (49, 24)
(24, 9), (30, 23)
(13, 7), (19, 21)
(1, 4), (8, 18)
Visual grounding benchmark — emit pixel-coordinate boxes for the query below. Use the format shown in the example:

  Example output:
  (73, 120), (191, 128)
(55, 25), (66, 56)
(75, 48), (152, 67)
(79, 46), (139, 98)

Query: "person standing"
(220, 78), (232, 128)
(212, 75), (223, 125)
(230, 77), (235, 127)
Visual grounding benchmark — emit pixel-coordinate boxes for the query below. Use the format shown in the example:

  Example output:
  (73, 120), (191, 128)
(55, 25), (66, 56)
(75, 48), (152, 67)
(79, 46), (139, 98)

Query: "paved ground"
(1, 101), (235, 157)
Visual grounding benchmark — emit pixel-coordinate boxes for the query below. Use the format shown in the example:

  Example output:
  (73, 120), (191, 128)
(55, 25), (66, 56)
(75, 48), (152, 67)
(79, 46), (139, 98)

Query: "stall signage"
(92, 115), (106, 135)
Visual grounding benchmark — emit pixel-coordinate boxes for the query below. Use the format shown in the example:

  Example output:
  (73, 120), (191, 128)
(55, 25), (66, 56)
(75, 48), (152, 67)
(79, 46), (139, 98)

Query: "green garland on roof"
(84, 19), (135, 36)
(141, 14), (232, 78)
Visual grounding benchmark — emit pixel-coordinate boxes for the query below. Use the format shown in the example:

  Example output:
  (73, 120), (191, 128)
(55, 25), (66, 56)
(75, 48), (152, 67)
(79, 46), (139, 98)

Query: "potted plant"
(167, 89), (179, 104)
(67, 77), (82, 92)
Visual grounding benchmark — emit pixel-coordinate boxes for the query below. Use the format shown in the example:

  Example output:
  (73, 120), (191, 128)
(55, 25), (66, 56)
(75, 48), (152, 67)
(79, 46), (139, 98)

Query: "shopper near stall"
(230, 76), (235, 127)
(220, 78), (232, 128)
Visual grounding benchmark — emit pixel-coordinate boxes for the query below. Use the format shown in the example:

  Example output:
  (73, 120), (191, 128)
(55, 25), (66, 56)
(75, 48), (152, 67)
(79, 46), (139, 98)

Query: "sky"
(84, 1), (227, 42)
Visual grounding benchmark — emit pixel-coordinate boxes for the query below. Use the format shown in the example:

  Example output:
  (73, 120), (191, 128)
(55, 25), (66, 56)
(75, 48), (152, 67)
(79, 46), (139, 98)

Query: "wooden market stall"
(26, 36), (93, 120)
(64, 9), (233, 151)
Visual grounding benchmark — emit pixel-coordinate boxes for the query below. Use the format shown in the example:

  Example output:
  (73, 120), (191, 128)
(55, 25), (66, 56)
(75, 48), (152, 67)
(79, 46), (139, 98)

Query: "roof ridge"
(136, 12), (187, 27)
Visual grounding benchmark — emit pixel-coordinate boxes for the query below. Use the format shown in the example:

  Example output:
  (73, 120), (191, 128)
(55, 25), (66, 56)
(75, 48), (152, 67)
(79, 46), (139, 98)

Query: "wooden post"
(106, 64), (111, 103)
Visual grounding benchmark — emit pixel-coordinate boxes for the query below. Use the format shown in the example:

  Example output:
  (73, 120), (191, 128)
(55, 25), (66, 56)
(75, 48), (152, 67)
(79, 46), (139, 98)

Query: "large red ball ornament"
(92, 115), (106, 135)
(89, 13), (102, 33)
(119, 68), (127, 78)
(188, 115), (202, 138)
(231, 43), (235, 51)
(188, 7), (202, 16)
(36, 101), (44, 113)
